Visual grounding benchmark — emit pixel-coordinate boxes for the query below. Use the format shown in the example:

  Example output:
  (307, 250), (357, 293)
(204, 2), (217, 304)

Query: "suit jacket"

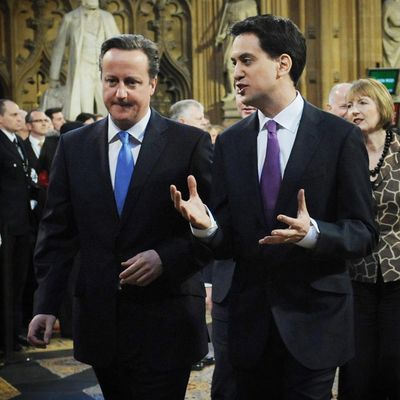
(23, 136), (59, 227)
(33, 110), (213, 369)
(208, 102), (377, 370)
(0, 130), (34, 235)
(23, 137), (40, 173)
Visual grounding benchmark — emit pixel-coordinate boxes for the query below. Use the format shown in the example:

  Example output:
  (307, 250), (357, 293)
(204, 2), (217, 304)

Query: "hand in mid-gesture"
(259, 189), (311, 245)
(170, 175), (211, 229)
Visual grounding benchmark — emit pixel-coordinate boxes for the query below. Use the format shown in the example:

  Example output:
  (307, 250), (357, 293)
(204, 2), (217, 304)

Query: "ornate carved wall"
(0, 0), (386, 124)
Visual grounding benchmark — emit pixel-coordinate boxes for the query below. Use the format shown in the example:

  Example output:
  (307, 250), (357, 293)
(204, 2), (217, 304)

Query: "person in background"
(326, 82), (352, 118)
(16, 109), (29, 140)
(208, 125), (224, 145)
(28, 34), (212, 400)
(169, 99), (209, 131)
(235, 94), (257, 118)
(75, 112), (96, 125)
(209, 93), (256, 400)
(0, 99), (38, 351)
(170, 98), (215, 371)
(339, 78), (400, 400)
(45, 108), (66, 136)
(171, 14), (377, 399)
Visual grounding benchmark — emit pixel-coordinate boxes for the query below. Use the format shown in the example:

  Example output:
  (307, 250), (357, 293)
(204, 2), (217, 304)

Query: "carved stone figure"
(215, 0), (258, 101)
(383, 0), (400, 68)
(49, 0), (119, 120)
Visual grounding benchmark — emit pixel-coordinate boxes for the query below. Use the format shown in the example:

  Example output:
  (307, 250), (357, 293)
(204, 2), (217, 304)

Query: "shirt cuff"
(296, 218), (320, 249)
(190, 205), (218, 240)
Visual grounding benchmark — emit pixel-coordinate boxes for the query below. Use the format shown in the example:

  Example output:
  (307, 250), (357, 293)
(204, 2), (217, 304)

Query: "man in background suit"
(24, 110), (59, 187)
(0, 99), (37, 350)
(28, 34), (212, 399)
(171, 14), (377, 399)
(209, 95), (256, 400)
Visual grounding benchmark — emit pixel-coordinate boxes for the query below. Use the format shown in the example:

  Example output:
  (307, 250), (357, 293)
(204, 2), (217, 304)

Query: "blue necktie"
(114, 131), (134, 215)
(260, 120), (281, 226)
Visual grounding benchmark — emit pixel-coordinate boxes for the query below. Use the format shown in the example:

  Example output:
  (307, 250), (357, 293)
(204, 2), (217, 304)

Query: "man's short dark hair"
(45, 107), (63, 120)
(99, 34), (160, 79)
(230, 14), (306, 86)
(75, 112), (96, 123)
(25, 109), (43, 123)
(0, 99), (11, 116)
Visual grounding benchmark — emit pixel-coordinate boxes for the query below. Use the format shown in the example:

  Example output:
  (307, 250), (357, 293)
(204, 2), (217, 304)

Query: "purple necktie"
(260, 120), (281, 226)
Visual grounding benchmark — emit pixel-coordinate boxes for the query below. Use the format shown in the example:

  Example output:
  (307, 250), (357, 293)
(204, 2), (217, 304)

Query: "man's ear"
(150, 77), (158, 96)
(277, 54), (292, 78)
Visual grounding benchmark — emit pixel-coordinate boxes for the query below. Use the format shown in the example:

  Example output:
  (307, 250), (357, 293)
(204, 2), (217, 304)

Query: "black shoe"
(191, 361), (204, 371)
(202, 355), (215, 366)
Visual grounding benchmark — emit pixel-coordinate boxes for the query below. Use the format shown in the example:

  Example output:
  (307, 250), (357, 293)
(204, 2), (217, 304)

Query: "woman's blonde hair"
(347, 78), (394, 130)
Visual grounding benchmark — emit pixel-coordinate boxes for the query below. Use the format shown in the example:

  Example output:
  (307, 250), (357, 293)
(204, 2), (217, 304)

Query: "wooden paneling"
(0, 0), (387, 122)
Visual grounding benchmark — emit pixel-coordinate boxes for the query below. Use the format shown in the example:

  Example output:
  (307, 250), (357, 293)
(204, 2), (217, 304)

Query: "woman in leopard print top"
(339, 78), (400, 399)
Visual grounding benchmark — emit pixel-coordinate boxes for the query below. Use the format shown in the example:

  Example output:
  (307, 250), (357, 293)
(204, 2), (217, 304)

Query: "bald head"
(327, 83), (352, 118)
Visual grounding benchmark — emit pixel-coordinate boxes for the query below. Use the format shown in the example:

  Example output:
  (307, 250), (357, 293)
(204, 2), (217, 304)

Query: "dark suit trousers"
(0, 232), (31, 340)
(338, 276), (400, 400)
(93, 362), (190, 400)
(92, 294), (192, 400)
(211, 298), (238, 400)
(235, 318), (336, 400)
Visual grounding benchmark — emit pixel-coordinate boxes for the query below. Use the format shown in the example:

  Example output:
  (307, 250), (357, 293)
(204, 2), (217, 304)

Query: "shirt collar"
(29, 135), (42, 146)
(257, 92), (304, 133)
(108, 108), (151, 144)
(1, 128), (17, 142)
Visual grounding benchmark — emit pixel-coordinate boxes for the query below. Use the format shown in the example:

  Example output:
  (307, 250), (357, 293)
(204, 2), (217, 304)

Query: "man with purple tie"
(171, 14), (377, 399)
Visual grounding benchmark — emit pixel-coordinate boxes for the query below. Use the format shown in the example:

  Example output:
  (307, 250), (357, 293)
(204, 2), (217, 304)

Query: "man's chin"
(110, 116), (134, 130)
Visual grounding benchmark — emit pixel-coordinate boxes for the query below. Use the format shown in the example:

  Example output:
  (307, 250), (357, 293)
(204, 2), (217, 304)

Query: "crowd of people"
(0, 12), (399, 400)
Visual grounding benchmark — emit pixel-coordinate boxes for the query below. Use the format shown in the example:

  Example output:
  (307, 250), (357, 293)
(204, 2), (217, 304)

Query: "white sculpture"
(383, 0), (400, 68)
(49, 0), (119, 120)
(215, 0), (258, 101)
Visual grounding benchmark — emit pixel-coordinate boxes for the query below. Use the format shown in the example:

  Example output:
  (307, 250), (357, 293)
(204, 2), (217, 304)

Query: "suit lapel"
(0, 130), (25, 162)
(236, 114), (265, 223)
(119, 110), (168, 227)
(275, 102), (322, 219)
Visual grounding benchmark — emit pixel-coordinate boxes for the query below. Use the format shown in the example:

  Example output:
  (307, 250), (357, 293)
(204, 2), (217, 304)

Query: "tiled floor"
(0, 340), (213, 400)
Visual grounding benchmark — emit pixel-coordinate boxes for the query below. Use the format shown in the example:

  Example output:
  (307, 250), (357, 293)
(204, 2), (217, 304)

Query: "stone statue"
(49, 0), (119, 120)
(383, 0), (400, 68)
(215, 0), (258, 101)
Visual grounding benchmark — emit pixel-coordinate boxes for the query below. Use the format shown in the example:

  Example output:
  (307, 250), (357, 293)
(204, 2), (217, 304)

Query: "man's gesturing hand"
(259, 189), (311, 245)
(170, 175), (211, 229)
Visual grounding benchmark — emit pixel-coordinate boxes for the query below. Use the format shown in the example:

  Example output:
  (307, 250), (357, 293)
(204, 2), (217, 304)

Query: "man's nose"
(233, 63), (244, 81)
(116, 84), (128, 98)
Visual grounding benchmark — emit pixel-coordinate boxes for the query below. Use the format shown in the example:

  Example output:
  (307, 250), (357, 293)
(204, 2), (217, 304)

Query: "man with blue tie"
(171, 14), (378, 399)
(28, 34), (213, 399)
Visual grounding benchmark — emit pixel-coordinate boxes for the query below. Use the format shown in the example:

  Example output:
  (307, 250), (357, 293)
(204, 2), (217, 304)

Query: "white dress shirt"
(107, 109), (151, 188)
(29, 135), (43, 158)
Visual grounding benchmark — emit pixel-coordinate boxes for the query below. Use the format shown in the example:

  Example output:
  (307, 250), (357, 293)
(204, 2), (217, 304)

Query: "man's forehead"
(4, 100), (19, 112)
(31, 111), (45, 118)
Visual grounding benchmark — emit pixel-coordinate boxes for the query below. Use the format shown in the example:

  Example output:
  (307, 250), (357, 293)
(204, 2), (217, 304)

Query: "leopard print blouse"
(348, 131), (400, 283)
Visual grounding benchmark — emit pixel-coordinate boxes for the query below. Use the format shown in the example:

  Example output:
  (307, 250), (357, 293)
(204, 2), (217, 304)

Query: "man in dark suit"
(24, 110), (59, 217)
(0, 99), (37, 350)
(171, 15), (377, 399)
(27, 34), (212, 399)
(24, 109), (59, 174)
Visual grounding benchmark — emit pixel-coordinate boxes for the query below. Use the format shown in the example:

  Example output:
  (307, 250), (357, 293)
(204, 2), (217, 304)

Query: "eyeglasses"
(30, 119), (48, 123)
